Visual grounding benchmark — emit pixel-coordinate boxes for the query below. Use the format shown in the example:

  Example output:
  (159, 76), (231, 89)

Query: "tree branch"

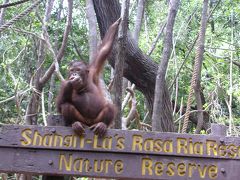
(40, 0), (73, 84)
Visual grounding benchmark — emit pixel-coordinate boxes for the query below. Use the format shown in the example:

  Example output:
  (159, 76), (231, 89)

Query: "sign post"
(0, 125), (239, 179)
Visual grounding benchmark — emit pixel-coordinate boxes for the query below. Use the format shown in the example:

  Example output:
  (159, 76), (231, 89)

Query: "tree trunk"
(93, 0), (174, 132)
(86, 0), (98, 62)
(113, 0), (130, 129)
(25, 0), (55, 125)
(133, 0), (145, 43)
(0, 0), (9, 26)
(151, 0), (179, 132)
(122, 0), (145, 111)
(47, 0), (63, 115)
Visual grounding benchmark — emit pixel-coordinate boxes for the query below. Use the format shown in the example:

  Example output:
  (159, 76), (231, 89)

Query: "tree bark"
(122, 0), (145, 100)
(93, 0), (174, 132)
(133, 0), (145, 44)
(86, 0), (98, 62)
(113, 0), (130, 129)
(152, 0), (179, 132)
(0, 0), (9, 26)
(25, 0), (55, 125)
(47, 0), (63, 115)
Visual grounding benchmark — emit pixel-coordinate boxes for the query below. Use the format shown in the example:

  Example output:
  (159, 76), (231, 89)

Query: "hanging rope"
(0, 0), (30, 9)
(181, 0), (220, 133)
(181, 52), (199, 133)
(0, 0), (41, 33)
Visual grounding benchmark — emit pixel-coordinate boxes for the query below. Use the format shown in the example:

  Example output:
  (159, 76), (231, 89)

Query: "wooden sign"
(0, 125), (240, 179)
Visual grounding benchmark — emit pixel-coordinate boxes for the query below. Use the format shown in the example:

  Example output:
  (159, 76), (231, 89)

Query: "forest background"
(0, 0), (240, 136)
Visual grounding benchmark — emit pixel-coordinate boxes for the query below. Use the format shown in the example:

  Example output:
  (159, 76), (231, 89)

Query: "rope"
(181, 52), (199, 133)
(0, 0), (41, 33)
(182, 20), (204, 133)
(0, 0), (30, 9)
(182, 0), (209, 133)
(181, 0), (220, 133)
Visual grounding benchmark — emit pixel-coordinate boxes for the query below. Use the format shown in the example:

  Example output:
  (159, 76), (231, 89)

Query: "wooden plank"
(0, 125), (240, 179)
(0, 147), (238, 180)
(0, 125), (240, 160)
(43, 115), (66, 180)
(211, 123), (227, 136)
